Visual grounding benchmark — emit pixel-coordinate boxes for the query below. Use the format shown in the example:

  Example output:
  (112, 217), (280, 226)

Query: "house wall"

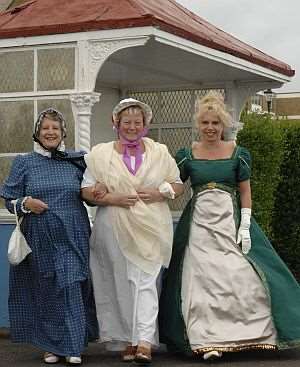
(273, 93), (300, 119)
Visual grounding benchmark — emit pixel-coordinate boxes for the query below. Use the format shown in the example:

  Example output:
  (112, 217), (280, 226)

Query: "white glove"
(158, 182), (176, 199)
(237, 208), (252, 254)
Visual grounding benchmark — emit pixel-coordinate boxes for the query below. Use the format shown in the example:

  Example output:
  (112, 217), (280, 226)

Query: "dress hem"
(192, 343), (277, 354)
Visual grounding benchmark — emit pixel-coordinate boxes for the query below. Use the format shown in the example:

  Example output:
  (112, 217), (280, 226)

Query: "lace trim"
(33, 141), (65, 157)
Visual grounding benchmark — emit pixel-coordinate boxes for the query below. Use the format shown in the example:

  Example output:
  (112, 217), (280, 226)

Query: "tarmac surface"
(1, 335), (300, 367)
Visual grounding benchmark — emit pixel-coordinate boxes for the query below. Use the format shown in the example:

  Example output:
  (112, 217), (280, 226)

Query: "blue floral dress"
(0, 151), (97, 356)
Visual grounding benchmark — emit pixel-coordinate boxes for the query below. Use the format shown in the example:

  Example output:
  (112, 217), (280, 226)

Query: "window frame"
(0, 43), (78, 221)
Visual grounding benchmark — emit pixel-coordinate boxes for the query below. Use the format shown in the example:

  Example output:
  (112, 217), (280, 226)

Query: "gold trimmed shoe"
(203, 350), (223, 360)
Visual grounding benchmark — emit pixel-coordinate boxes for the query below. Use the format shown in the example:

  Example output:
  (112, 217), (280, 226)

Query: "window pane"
(126, 91), (160, 124)
(160, 127), (192, 157)
(37, 99), (75, 149)
(0, 51), (34, 93)
(37, 48), (75, 91)
(161, 91), (192, 123)
(147, 128), (159, 142)
(0, 156), (15, 209)
(161, 128), (192, 211)
(0, 100), (34, 153)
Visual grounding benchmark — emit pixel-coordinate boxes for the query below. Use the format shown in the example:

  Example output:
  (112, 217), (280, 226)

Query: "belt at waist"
(192, 182), (237, 197)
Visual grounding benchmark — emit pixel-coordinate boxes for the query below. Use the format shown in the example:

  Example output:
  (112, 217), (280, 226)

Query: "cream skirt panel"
(181, 189), (277, 351)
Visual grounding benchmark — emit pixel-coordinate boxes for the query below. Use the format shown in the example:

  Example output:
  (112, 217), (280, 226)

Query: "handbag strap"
(11, 199), (23, 228)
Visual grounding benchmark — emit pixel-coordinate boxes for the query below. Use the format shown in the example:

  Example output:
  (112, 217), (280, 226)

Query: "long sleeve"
(0, 154), (28, 215)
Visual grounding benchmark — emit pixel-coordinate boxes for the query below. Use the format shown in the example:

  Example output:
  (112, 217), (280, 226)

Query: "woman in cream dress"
(81, 98), (183, 364)
(159, 92), (300, 360)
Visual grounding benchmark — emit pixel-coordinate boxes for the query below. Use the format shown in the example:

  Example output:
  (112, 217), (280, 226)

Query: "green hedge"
(238, 114), (300, 280)
(237, 113), (285, 236)
(271, 122), (300, 279)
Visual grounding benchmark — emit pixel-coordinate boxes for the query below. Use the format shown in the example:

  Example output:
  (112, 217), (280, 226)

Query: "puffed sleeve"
(0, 154), (27, 215)
(237, 147), (251, 182)
(175, 148), (190, 183)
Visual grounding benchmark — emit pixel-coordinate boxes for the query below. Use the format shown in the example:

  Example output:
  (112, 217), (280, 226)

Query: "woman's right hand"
(107, 193), (138, 208)
(24, 197), (48, 214)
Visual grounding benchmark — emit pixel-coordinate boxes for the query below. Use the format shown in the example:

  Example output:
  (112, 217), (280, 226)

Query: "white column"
(70, 92), (100, 152)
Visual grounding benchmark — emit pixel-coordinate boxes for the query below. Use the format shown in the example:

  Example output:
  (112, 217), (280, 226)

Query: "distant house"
(246, 92), (300, 119)
(273, 93), (300, 119)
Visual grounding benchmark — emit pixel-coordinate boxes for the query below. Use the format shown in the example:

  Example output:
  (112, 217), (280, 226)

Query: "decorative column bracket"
(70, 92), (100, 152)
(225, 83), (268, 140)
(88, 37), (150, 90)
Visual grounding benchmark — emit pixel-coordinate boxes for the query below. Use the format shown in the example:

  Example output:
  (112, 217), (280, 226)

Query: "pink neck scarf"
(117, 128), (148, 175)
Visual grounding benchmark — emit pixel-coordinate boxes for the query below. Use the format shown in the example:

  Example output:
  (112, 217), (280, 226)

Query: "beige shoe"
(121, 345), (137, 362)
(134, 345), (152, 364)
(43, 352), (60, 364)
(65, 356), (82, 365)
(203, 350), (223, 360)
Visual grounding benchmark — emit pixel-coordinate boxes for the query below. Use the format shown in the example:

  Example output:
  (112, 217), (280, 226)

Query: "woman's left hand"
(137, 188), (164, 204)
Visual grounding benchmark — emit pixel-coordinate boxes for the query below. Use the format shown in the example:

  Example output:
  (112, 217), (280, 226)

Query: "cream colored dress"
(83, 138), (180, 348)
(181, 189), (277, 351)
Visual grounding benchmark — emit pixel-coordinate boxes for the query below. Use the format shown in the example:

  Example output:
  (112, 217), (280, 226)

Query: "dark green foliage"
(238, 114), (300, 280)
(237, 113), (285, 236)
(271, 123), (300, 279)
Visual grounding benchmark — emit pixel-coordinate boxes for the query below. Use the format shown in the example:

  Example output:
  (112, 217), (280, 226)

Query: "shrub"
(271, 122), (300, 279)
(237, 113), (285, 237)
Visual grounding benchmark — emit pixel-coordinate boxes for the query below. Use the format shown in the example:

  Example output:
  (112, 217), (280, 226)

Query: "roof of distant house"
(0, 0), (295, 77)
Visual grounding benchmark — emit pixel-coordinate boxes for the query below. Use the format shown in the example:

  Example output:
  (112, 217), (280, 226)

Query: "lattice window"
(37, 48), (75, 91)
(0, 51), (34, 93)
(129, 89), (225, 212)
(0, 98), (75, 210)
(0, 45), (76, 213)
(0, 100), (34, 153)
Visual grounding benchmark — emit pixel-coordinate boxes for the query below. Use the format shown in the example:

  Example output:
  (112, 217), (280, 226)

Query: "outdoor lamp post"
(264, 89), (275, 113)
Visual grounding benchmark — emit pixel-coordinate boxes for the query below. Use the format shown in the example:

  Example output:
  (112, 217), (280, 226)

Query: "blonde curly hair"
(194, 91), (233, 128)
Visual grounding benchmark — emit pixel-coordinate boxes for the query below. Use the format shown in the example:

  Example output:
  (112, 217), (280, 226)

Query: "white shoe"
(66, 356), (82, 365)
(43, 352), (60, 364)
(203, 350), (223, 360)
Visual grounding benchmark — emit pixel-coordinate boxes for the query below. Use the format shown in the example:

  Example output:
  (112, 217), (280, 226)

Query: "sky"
(176, 0), (299, 93)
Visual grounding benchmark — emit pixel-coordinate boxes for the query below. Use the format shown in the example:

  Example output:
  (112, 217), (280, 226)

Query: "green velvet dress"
(159, 145), (300, 355)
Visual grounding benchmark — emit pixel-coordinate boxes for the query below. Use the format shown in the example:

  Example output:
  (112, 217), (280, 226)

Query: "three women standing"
(3, 95), (300, 365)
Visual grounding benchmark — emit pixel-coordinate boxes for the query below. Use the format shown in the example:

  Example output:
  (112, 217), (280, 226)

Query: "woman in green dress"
(159, 92), (300, 360)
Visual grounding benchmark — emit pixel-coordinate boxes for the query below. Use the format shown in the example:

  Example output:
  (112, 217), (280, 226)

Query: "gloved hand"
(237, 208), (252, 254)
(158, 181), (176, 199)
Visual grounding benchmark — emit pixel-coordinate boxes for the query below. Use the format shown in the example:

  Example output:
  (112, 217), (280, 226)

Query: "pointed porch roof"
(0, 0), (294, 78)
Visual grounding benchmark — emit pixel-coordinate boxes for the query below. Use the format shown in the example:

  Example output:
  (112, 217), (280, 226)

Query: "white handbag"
(7, 199), (32, 265)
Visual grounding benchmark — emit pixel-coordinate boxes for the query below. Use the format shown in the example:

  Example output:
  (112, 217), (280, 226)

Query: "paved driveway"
(1, 338), (300, 367)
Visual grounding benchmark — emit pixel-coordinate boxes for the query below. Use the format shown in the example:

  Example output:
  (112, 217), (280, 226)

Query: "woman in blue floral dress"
(0, 109), (97, 365)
